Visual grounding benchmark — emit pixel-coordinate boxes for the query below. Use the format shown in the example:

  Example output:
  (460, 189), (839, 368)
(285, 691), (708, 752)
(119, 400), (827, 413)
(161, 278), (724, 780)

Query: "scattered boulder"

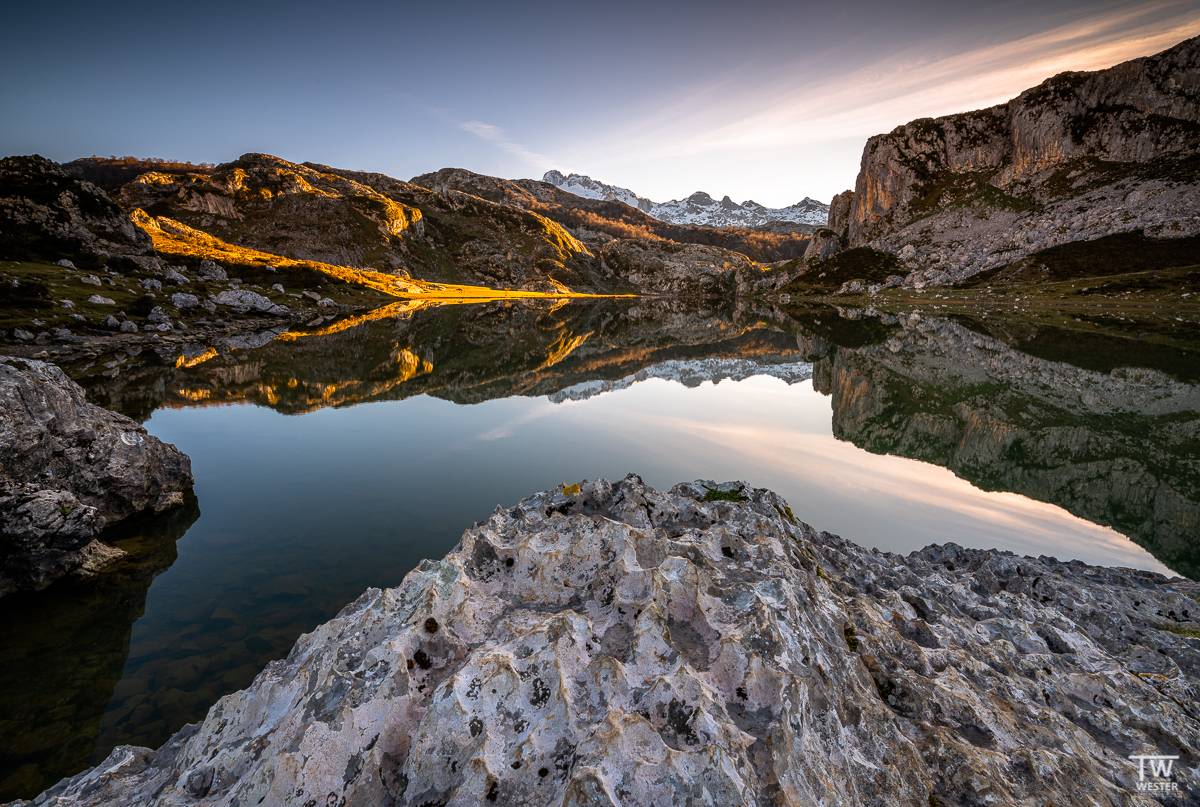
(87, 294), (115, 305)
(81, 275), (102, 286)
(57, 259), (76, 269)
(164, 267), (189, 284)
(118, 321), (138, 334)
(29, 476), (1200, 806)
(141, 278), (162, 291)
(13, 329), (34, 341)
(0, 357), (193, 596)
(171, 293), (199, 310)
(212, 289), (288, 315)
(104, 315), (120, 328)
(802, 229), (841, 263)
(198, 260), (228, 281)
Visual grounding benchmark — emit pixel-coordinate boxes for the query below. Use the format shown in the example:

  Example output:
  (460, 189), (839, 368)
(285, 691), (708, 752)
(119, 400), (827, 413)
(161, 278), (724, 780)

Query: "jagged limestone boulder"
(28, 476), (1200, 806)
(0, 357), (193, 595)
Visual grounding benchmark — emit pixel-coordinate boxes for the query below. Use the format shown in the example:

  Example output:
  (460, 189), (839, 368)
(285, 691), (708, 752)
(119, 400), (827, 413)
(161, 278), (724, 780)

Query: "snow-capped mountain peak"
(541, 170), (829, 228)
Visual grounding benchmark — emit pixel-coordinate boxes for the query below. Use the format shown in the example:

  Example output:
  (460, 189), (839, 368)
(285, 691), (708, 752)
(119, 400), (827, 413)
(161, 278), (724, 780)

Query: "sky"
(2, 0), (1198, 206)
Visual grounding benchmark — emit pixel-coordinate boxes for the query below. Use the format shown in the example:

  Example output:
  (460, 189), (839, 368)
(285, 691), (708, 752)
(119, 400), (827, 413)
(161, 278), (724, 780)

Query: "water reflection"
(0, 498), (198, 801)
(800, 312), (1200, 578)
(1, 297), (1198, 801)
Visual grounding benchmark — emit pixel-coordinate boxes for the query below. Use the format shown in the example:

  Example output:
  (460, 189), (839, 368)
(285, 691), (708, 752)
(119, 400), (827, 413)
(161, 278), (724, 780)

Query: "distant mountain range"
(542, 170), (828, 229)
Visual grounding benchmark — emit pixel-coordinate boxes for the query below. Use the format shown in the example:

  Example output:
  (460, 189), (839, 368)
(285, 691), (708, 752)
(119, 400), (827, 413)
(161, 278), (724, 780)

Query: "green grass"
(704, 488), (748, 503)
(1158, 624), (1200, 639)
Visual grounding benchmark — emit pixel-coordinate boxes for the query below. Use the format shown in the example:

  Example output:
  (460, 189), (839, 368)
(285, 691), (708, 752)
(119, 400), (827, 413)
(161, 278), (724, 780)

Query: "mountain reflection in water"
(1, 297), (1197, 801)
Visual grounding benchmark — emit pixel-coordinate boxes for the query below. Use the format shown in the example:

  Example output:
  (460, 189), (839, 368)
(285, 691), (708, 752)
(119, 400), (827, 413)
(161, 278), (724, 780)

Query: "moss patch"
(704, 488), (748, 503)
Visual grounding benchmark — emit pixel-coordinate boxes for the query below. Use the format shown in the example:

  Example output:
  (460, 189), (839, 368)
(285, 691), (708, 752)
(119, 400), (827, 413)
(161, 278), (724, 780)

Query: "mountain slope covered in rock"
(543, 170), (828, 229)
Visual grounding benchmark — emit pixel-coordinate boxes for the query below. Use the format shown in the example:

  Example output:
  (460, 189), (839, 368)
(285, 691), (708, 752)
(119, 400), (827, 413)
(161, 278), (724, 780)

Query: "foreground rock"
(0, 357), (193, 595)
(27, 477), (1200, 806)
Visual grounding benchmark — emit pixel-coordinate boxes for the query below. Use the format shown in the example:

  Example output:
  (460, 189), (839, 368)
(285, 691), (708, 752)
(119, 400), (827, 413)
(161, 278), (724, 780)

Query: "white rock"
(87, 295), (116, 305)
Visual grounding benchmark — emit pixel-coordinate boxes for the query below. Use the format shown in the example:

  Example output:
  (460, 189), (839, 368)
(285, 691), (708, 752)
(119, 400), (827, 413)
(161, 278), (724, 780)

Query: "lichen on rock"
(27, 475), (1200, 806)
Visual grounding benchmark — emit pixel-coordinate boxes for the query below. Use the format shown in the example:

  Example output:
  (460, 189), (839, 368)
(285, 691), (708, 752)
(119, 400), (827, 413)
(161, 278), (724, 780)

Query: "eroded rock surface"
(28, 476), (1200, 806)
(0, 357), (193, 595)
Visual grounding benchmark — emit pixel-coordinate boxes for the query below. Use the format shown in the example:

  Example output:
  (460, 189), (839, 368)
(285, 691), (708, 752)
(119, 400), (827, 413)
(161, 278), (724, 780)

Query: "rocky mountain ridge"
(543, 170), (828, 229)
(822, 34), (1200, 289)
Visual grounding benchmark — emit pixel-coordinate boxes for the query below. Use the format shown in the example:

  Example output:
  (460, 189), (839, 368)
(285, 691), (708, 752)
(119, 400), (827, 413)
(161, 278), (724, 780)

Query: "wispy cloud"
(556, 0), (1200, 197)
(458, 119), (553, 168)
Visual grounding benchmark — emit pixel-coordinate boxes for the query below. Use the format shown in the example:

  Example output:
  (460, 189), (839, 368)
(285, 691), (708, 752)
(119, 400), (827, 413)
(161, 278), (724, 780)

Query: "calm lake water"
(2, 297), (1198, 799)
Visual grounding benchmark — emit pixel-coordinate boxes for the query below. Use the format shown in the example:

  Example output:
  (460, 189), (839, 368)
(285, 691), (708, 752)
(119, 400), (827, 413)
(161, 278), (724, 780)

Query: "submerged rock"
(27, 476), (1200, 806)
(0, 357), (193, 596)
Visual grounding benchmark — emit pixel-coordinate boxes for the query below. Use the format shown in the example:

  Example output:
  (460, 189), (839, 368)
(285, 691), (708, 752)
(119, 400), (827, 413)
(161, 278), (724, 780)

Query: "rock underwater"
(0, 357), (193, 596)
(21, 476), (1200, 806)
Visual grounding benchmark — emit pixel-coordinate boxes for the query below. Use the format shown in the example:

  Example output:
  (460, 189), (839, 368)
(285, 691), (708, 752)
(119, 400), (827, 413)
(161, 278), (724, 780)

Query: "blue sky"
(2, 0), (1197, 206)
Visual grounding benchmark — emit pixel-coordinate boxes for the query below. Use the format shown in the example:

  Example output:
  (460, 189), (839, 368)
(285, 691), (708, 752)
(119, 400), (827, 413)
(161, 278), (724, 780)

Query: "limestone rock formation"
(827, 190), (854, 242)
(599, 239), (758, 296)
(802, 229), (841, 263)
(845, 35), (1200, 285)
(26, 476), (1200, 806)
(0, 357), (193, 595)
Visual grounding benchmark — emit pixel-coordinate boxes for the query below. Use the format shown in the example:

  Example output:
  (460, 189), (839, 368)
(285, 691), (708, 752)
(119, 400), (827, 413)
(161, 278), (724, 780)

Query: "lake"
(2, 297), (1198, 800)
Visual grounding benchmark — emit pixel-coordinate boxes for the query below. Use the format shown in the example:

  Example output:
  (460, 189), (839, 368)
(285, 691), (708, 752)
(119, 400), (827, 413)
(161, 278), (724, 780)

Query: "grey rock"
(271, 283), (284, 293)
(12, 329), (34, 341)
(31, 476), (1200, 806)
(147, 306), (171, 324)
(57, 259), (76, 268)
(213, 289), (280, 314)
(104, 315), (119, 328)
(198, 260), (227, 281)
(164, 267), (189, 284)
(59, 299), (75, 309)
(141, 278), (162, 291)
(81, 275), (102, 286)
(118, 321), (138, 334)
(803, 229), (841, 263)
(87, 294), (115, 305)
(0, 357), (192, 596)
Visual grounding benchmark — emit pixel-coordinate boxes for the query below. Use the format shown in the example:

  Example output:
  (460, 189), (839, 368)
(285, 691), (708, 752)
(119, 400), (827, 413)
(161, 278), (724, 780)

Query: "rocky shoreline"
(0, 357), (193, 595)
(18, 476), (1199, 806)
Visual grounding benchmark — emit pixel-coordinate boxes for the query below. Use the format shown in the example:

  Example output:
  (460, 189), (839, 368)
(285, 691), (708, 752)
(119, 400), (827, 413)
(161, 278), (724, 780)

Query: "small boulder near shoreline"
(22, 476), (1200, 806)
(0, 356), (193, 596)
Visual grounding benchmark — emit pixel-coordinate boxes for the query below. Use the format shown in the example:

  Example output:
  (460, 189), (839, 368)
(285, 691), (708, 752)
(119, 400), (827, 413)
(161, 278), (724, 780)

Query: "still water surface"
(2, 298), (1197, 799)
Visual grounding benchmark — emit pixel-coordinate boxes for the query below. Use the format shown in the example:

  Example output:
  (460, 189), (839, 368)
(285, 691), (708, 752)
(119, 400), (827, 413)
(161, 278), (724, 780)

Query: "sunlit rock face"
(34, 476), (1200, 806)
(845, 35), (1200, 284)
(806, 313), (1200, 578)
(0, 357), (193, 595)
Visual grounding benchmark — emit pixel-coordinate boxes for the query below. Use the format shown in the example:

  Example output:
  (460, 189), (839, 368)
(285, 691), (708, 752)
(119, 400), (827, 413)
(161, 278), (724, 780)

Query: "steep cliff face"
(846, 35), (1200, 285)
(807, 314), (1200, 577)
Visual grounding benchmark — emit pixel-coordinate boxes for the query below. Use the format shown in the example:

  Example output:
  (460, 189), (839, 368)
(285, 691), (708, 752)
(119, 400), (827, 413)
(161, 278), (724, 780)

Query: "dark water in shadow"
(1, 297), (1198, 800)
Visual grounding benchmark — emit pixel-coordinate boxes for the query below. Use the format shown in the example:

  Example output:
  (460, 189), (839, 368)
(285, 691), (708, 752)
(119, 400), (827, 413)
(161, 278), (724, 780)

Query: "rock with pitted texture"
(27, 475), (1200, 806)
(211, 288), (288, 315)
(0, 357), (192, 596)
